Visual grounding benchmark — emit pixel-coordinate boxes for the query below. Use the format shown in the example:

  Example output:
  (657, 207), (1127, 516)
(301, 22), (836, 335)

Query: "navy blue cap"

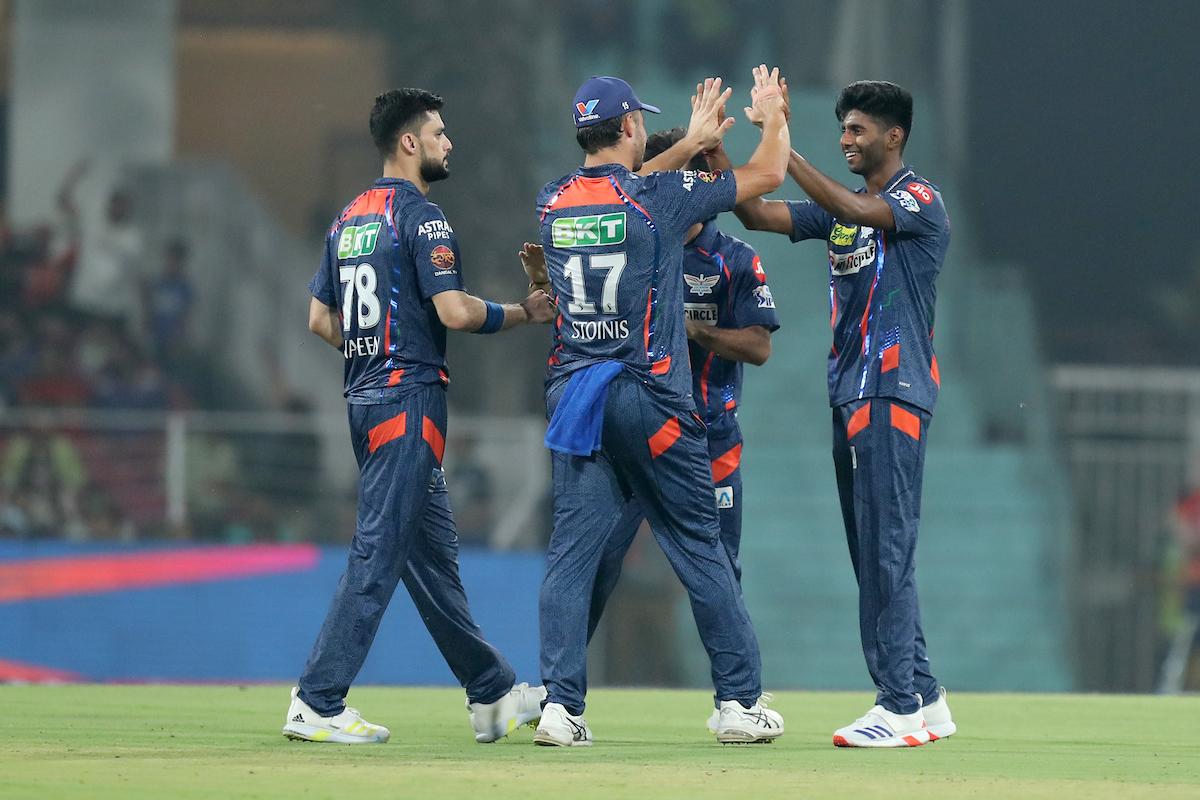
(572, 76), (662, 128)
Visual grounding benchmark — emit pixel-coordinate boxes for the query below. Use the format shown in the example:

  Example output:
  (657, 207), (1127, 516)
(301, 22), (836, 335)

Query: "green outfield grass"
(1, 686), (1197, 799)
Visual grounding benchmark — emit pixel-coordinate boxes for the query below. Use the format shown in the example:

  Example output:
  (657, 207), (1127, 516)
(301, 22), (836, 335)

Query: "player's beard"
(419, 147), (450, 183)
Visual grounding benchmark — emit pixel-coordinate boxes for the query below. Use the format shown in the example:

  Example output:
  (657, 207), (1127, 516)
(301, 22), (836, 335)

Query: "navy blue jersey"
(536, 164), (737, 406)
(788, 167), (949, 413)
(683, 221), (780, 429)
(309, 177), (466, 404)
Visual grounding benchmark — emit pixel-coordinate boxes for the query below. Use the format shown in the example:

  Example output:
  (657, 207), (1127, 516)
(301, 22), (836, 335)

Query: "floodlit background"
(2, 0), (1199, 696)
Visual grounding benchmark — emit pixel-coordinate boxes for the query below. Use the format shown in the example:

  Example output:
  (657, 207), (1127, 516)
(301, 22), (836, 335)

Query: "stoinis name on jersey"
(570, 319), (630, 341)
(338, 222), (381, 260)
(417, 219), (454, 240)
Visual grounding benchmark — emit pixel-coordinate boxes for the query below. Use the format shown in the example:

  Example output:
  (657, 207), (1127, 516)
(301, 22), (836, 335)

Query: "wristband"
(473, 300), (505, 334)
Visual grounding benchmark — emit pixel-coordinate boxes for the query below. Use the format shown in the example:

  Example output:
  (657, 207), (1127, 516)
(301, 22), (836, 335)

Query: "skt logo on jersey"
(430, 245), (456, 271)
(684, 303), (718, 325)
(715, 485), (734, 509)
(890, 190), (920, 213)
(337, 223), (381, 260)
(684, 273), (719, 296)
(830, 238), (876, 276)
(829, 222), (858, 247)
(551, 213), (626, 247)
(753, 285), (775, 308)
(417, 219), (454, 240)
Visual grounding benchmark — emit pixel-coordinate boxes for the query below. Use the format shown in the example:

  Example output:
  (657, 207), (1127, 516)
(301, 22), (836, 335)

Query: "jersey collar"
(373, 176), (423, 197)
(689, 219), (722, 253)
(882, 165), (917, 194)
(577, 163), (629, 178)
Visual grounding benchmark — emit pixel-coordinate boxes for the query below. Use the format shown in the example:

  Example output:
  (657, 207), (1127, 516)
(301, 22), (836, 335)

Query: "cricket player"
(720, 79), (957, 747)
(531, 67), (789, 747)
(283, 88), (554, 745)
(583, 127), (780, 733)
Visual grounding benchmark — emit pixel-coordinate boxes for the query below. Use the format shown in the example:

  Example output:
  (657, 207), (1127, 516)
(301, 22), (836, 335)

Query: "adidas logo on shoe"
(291, 713), (304, 723)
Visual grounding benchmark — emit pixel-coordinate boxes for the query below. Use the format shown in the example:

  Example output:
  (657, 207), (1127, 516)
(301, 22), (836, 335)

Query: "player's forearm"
(734, 113), (789, 202)
(308, 301), (344, 349)
(688, 325), (772, 366)
(787, 151), (892, 228)
(638, 134), (704, 175)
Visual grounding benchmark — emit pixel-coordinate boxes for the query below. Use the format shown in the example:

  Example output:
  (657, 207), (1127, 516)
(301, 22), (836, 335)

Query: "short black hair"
(370, 88), (444, 158)
(644, 127), (708, 172)
(575, 115), (626, 154)
(835, 81), (913, 148)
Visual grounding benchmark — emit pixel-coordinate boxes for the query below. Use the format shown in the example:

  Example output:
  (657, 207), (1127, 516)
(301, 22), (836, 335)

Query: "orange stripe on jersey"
(847, 402), (871, 439)
(890, 403), (921, 441)
(343, 188), (391, 221)
(642, 290), (653, 353)
(651, 355), (671, 375)
(648, 416), (681, 459)
(387, 369), (404, 387)
(544, 176), (623, 213)
(710, 442), (743, 483)
(422, 416), (446, 463)
(881, 343), (900, 373)
(930, 354), (941, 387)
(367, 412), (407, 453)
(724, 399), (737, 411)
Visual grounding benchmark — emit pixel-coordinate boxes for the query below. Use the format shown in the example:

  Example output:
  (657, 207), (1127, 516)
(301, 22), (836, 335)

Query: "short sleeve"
(727, 247), (780, 332)
(880, 180), (948, 240)
(645, 169), (737, 239)
(308, 238), (337, 307)
(787, 199), (834, 243)
(409, 203), (466, 300)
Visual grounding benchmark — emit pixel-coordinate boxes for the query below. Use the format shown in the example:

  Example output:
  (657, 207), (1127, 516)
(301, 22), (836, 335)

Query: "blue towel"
(544, 361), (625, 456)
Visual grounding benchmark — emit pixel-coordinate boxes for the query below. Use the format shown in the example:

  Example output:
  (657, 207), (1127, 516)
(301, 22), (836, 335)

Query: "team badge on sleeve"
(890, 190), (920, 213)
(753, 285), (776, 309)
(430, 245), (456, 269)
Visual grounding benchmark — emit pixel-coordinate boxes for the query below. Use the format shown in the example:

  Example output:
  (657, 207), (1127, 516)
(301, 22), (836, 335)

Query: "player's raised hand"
(521, 289), (556, 324)
(744, 75), (790, 128)
(744, 65), (786, 124)
(518, 241), (551, 293)
(686, 76), (735, 153)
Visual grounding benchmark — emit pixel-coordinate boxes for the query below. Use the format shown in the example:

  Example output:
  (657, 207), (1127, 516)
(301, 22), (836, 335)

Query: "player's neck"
(583, 147), (635, 171)
(382, 160), (429, 195)
(864, 157), (904, 195)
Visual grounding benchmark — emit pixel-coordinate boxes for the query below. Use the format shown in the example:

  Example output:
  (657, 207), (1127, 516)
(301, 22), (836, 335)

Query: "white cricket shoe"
(468, 682), (547, 743)
(715, 699), (784, 743)
(922, 686), (957, 741)
(532, 702), (593, 747)
(707, 692), (774, 733)
(832, 702), (929, 748)
(281, 686), (390, 744)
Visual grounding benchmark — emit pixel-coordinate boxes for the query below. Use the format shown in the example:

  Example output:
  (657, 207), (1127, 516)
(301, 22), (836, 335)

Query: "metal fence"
(0, 408), (550, 551)
(1052, 366), (1200, 691)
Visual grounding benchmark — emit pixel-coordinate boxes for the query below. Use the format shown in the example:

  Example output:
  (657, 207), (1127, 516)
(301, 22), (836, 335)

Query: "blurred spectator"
(0, 427), (87, 538)
(143, 238), (194, 362)
(1159, 482), (1200, 691)
(68, 180), (143, 328)
(0, 311), (38, 408)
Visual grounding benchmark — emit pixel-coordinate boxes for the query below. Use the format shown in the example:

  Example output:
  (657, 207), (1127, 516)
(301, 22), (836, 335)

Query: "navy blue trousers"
(587, 423), (746, 642)
(832, 398), (940, 715)
(298, 386), (515, 715)
(540, 376), (761, 713)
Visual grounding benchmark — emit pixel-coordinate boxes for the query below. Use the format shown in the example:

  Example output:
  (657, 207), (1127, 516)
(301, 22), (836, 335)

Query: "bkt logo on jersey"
(337, 222), (381, 260)
(684, 273), (719, 296)
(552, 212), (626, 247)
